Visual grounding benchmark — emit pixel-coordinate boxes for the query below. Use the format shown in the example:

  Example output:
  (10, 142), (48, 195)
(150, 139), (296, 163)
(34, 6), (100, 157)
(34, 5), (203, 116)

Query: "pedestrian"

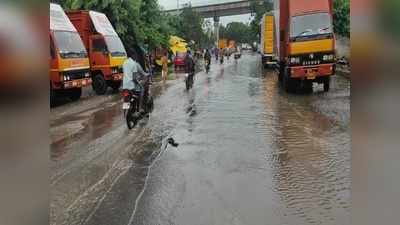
(161, 52), (168, 83)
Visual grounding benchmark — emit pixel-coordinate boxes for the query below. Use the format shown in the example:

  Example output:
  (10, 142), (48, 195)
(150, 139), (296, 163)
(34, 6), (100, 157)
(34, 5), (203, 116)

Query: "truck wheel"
(323, 77), (331, 92)
(303, 80), (313, 94)
(110, 81), (121, 92)
(69, 88), (82, 101)
(50, 85), (57, 106)
(283, 68), (294, 93)
(278, 63), (284, 83)
(92, 74), (107, 95)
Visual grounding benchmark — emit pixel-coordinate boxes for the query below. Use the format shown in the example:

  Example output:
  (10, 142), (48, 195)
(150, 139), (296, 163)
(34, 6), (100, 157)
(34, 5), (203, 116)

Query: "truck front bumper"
(290, 63), (335, 79)
(63, 78), (92, 89)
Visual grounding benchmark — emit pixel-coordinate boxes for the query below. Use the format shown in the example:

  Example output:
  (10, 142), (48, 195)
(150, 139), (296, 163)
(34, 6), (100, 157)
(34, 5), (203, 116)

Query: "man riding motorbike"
(204, 49), (211, 71)
(185, 50), (196, 89)
(122, 51), (150, 113)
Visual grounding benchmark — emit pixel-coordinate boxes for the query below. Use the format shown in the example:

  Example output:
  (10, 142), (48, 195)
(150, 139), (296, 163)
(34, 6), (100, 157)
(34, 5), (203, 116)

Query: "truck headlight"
(112, 68), (119, 74)
(290, 57), (300, 64)
(84, 72), (90, 77)
(323, 54), (334, 61)
(63, 75), (70, 81)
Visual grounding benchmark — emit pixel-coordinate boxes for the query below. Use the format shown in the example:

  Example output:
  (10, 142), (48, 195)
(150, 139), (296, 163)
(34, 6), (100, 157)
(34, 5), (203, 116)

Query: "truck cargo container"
(50, 3), (91, 103)
(274, 0), (335, 92)
(66, 10), (127, 95)
(260, 12), (277, 68)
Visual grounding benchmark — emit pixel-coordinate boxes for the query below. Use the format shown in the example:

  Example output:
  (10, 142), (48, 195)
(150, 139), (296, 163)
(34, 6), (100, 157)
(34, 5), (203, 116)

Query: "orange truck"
(274, 0), (335, 92)
(260, 13), (277, 68)
(50, 3), (91, 102)
(66, 10), (127, 95)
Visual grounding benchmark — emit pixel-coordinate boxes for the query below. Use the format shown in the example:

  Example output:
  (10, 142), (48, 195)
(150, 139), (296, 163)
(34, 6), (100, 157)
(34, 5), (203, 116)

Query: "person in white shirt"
(122, 51), (149, 113)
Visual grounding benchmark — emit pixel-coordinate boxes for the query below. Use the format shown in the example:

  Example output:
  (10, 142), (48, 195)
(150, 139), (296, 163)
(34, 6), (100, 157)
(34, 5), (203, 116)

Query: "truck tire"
(303, 80), (313, 94)
(278, 63), (284, 83)
(283, 68), (296, 93)
(50, 85), (57, 106)
(323, 77), (331, 92)
(110, 81), (121, 92)
(92, 74), (108, 95)
(69, 88), (82, 101)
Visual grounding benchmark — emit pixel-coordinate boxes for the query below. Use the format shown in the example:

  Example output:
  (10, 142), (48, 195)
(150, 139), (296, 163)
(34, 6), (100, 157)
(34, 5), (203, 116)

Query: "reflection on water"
(261, 71), (350, 225)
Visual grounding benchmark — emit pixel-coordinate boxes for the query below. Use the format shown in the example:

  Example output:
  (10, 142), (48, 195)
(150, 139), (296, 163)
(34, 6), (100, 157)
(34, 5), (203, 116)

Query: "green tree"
(249, 0), (273, 40)
(221, 22), (254, 44)
(54, 0), (172, 54)
(166, 6), (212, 48)
(333, 0), (350, 37)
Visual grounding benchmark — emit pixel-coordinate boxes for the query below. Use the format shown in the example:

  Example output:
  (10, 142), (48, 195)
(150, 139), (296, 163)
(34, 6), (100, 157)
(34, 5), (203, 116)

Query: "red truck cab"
(275, 0), (335, 93)
(66, 10), (127, 95)
(50, 3), (91, 103)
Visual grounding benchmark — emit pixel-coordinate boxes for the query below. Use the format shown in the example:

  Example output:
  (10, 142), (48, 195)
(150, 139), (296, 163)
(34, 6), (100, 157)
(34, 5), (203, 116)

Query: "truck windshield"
(104, 36), (126, 57)
(290, 13), (333, 39)
(53, 31), (87, 58)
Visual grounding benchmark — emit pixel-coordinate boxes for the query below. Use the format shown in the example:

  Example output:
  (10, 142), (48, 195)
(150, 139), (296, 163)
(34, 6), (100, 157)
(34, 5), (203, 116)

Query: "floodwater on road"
(50, 52), (350, 225)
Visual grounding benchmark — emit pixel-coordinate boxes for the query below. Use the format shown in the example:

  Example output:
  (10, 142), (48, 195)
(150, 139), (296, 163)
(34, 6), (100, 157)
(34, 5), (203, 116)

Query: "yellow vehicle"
(50, 3), (91, 103)
(218, 38), (227, 49)
(260, 13), (277, 68)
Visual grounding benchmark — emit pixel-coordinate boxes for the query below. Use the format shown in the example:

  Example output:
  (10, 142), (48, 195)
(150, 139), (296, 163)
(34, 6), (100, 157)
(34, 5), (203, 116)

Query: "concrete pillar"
(213, 16), (220, 47)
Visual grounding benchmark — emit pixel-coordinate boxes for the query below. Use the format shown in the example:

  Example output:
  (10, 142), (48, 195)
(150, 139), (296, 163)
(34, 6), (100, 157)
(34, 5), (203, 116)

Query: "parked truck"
(260, 12), (277, 68)
(50, 3), (91, 103)
(274, 0), (335, 93)
(66, 10), (127, 95)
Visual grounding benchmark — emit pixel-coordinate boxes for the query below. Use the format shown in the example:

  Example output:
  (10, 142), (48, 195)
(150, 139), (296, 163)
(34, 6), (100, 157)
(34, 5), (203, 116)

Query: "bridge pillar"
(213, 16), (220, 46)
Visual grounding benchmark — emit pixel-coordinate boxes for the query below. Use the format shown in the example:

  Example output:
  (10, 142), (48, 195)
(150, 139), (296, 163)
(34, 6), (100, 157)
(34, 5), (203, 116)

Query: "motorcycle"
(122, 77), (154, 129)
(205, 59), (210, 73)
(185, 72), (194, 91)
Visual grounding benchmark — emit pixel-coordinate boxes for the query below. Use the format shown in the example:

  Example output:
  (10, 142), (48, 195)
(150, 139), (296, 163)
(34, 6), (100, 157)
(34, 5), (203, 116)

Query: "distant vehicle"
(260, 13), (278, 68)
(66, 10), (127, 95)
(50, 3), (92, 103)
(174, 52), (186, 71)
(218, 38), (227, 50)
(274, 0), (335, 93)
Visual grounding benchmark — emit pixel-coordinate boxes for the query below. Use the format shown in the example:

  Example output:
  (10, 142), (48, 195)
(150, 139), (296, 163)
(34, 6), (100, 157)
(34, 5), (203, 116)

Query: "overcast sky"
(158, 0), (254, 26)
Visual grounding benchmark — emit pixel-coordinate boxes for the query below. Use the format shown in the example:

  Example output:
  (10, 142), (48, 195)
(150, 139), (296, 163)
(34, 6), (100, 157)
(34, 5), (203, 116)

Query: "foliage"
(219, 22), (254, 44)
(166, 6), (214, 49)
(333, 0), (350, 37)
(249, 0), (273, 41)
(54, 0), (172, 54)
(248, 0), (350, 38)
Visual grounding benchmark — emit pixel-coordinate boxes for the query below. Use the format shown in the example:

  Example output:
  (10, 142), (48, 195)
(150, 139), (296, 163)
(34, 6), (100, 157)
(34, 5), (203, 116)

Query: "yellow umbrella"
(169, 36), (187, 55)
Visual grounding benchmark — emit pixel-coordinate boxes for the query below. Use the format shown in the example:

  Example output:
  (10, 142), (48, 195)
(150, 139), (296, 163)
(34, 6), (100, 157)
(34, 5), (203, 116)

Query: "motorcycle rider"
(204, 49), (211, 70)
(122, 50), (150, 113)
(185, 50), (196, 84)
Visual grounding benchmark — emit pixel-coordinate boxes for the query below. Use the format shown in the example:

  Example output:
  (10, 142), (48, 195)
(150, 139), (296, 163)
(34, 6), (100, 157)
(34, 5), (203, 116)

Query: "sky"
(158, 0), (254, 26)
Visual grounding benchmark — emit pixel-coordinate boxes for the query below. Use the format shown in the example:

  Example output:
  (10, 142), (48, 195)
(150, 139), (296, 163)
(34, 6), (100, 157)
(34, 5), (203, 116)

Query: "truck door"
(89, 35), (109, 69)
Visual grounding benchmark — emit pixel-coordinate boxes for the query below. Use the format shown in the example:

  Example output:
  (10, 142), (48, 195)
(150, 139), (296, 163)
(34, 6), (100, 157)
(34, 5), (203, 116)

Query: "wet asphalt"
(50, 52), (350, 225)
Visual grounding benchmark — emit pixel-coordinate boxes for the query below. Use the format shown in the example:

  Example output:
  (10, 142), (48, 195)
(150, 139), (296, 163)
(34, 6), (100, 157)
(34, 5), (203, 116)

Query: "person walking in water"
(161, 52), (168, 83)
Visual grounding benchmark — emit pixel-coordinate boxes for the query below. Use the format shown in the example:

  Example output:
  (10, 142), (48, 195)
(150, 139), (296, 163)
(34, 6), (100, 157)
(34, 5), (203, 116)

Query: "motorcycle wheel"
(185, 78), (190, 91)
(126, 104), (138, 130)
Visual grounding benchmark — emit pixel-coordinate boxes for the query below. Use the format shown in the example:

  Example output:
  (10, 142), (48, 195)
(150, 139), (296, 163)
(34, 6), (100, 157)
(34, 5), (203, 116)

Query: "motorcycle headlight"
(84, 72), (90, 77)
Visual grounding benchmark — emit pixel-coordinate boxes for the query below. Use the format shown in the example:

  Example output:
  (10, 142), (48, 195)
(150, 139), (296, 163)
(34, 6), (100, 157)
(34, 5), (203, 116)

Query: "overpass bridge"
(164, 0), (265, 44)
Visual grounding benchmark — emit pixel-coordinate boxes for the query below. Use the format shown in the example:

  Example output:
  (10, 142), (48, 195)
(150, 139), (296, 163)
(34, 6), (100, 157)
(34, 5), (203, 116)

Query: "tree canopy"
(220, 22), (255, 44)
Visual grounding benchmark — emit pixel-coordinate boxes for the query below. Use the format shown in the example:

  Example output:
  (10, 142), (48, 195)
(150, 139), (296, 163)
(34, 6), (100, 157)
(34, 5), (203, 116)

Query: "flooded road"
(51, 52), (350, 225)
